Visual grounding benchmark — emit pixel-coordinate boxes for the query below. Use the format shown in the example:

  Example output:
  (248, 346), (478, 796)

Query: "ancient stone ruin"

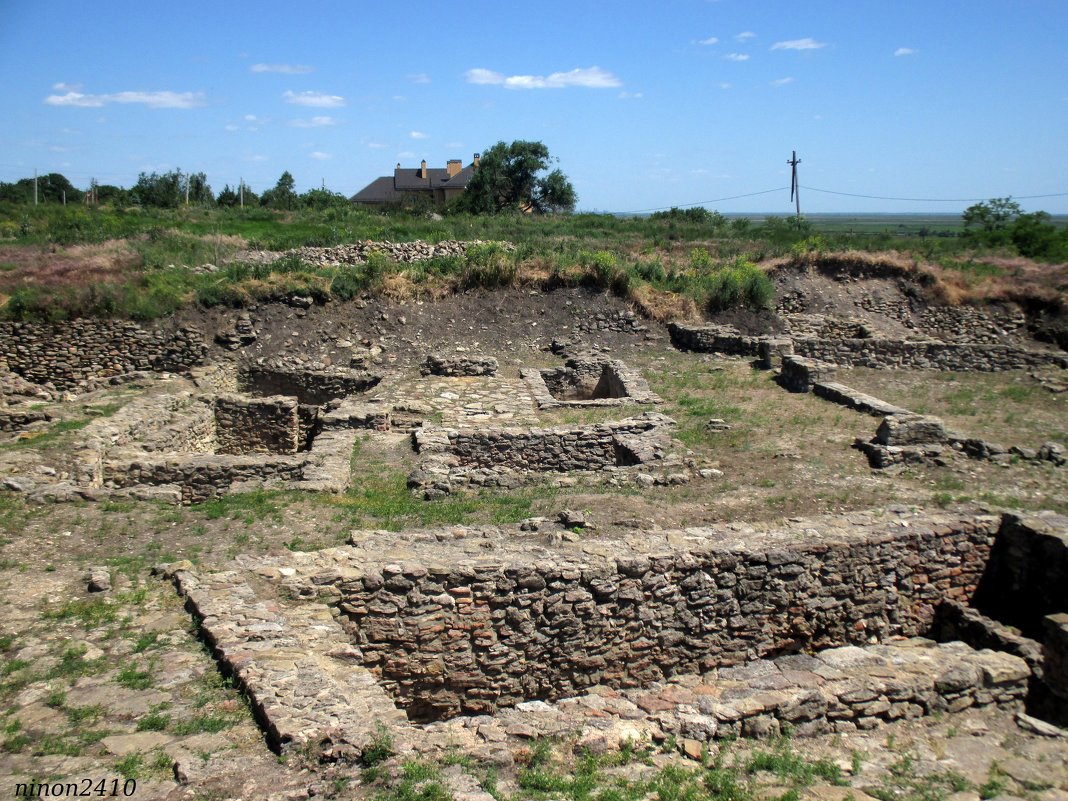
(522, 355), (661, 409)
(165, 509), (1068, 754)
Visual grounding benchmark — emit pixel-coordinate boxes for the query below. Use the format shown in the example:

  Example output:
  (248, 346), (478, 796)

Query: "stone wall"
(779, 356), (836, 393)
(975, 513), (1068, 640)
(667, 322), (1067, 372)
(793, 337), (1066, 371)
(103, 453), (308, 504)
(667, 323), (761, 357)
(0, 320), (206, 390)
(238, 365), (381, 405)
(335, 512), (999, 719)
(420, 413), (672, 473)
(522, 358), (662, 409)
(214, 394), (300, 455)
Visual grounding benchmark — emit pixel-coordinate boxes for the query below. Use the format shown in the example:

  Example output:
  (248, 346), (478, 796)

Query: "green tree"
(261, 171), (297, 210)
(300, 187), (348, 210)
(0, 173), (81, 204)
(455, 140), (576, 214)
(961, 197), (1021, 248)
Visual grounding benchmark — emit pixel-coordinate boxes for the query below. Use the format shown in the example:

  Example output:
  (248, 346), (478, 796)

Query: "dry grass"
(767, 250), (1067, 311)
(0, 240), (143, 292)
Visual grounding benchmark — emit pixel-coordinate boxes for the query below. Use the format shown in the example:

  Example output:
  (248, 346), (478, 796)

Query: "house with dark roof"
(350, 154), (480, 207)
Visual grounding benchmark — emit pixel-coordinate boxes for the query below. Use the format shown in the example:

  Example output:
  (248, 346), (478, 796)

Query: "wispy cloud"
(397, 151), (416, 159)
(465, 66), (621, 90)
(309, 151), (331, 160)
(290, 115), (337, 128)
(718, 82), (732, 90)
(44, 90), (204, 109)
(618, 91), (643, 100)
(770, 77), (795, 87)
(410, 131), (428, 140)
(725, 53), (750, 62)
(225, 123), (239, 132)
(244, 114), (268, 124)
(408, 73), (431, 84)
(367, 142), (387, 149)
(735, 31), (756, 42)
(771, 38), (827, 51)
(894, 47), (916, 57)
(251, 63), (313, 74)
(282, 90), (345, 107)
(698, 36), (719, 46)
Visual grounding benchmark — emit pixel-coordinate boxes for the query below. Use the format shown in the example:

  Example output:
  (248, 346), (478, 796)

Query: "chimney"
(446, 159), (462, 178)
(473, 152), (480, 170)
(420, 159), (427, 180)
(396, 162), (401, 170)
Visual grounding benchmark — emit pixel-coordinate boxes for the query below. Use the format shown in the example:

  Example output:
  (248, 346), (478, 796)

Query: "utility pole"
(239, 178), (244, 209)
(33, 169), (38, 206)
(787, 150), (801, 219)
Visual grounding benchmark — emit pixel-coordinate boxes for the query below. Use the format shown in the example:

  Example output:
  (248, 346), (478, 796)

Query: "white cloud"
(894, 47), (916, 56)
(735, 31), (756, 42)
(408, 73), (431, 84)
(397, 151), (416, 159)
(718, 82), (732, 90)
(290, 115), (337, 128)
(618, 91), (643, 99)
(367, 142), (387, 149)
(464, 66), (622, 90)
(698, 36), (719, 46)
(725, 53), (750, 62)
(52, 82), (82, 92)
(44, 90), (204, 109)
(309, 151), (331, 160)
(251, 63), (313, 74)
(282, 90), (345, 107)
(224, 123), (240, 131)
(771, 38), (827, 51)
(410, 131), (428, 139)
(770, 77), (795, 86)
(244, 154), (268, 162)
(244, 114), (269, 124)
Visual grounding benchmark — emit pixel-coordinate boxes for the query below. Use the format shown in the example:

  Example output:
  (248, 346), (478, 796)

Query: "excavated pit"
(237, 364), (382, 405)
(170, 510), (1068, 752)
(521, 358), (661, 409)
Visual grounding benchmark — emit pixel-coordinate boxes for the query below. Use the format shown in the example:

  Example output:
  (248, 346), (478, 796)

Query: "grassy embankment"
(0, 203), (1064, 329)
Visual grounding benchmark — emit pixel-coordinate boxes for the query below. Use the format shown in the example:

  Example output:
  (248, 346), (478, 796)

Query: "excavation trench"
(323, 512), (1068, 724)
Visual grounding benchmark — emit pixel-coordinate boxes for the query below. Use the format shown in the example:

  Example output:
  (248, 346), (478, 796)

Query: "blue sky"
(2, 0), (1066, 213)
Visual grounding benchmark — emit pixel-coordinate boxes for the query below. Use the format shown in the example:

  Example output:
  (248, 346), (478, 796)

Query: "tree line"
(0, 169), (350, 211)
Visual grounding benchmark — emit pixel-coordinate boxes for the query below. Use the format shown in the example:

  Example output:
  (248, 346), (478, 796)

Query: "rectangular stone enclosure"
(522, 358), (661, 409)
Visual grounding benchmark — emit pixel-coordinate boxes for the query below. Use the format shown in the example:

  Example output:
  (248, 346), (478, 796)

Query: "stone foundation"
(238, 364), (381, 405)
(522, 357), (661, 409)
(0, 320), (206, 390)
(214, 395), (302, 455)
(667, 322), (1067, 372)
(165, 508), (1063, 753)
(409, 412), (679, 496)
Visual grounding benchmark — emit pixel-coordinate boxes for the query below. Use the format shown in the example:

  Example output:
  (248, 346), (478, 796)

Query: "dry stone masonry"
(164, 509), (1065, 755)
(668, 322), (1068, 372)
(522, 356), (661, 409)
(238, 239), (514, 267)
(409, 412), (681, 497)
(0, 320), (206, 391)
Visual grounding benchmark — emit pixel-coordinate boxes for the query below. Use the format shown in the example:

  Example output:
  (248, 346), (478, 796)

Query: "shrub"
(461, 242), (516, 289)
(705, 260), (775, 312)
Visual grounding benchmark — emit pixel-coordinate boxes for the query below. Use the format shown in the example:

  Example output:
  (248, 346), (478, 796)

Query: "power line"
(617, 187), (789, 215)
(803, 186), (1068, 203)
